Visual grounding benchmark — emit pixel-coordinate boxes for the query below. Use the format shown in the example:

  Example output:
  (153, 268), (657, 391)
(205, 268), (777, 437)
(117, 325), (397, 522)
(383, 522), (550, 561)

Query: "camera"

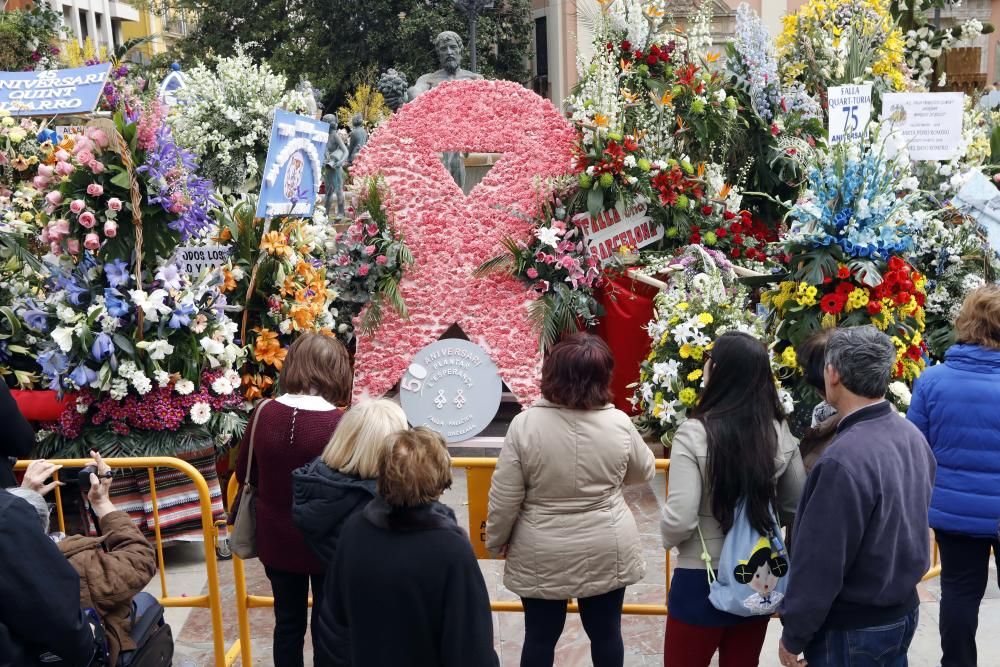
(78, 465), (111, 493)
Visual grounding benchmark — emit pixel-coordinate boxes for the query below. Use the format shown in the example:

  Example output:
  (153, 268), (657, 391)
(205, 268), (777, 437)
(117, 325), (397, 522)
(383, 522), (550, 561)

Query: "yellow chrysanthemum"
(678, 387), (698, 406)
(679, 343), (693, 359)
(780, 346), (798, 369)
(698, 313), (714, 325)
(687, 369), (703, 382)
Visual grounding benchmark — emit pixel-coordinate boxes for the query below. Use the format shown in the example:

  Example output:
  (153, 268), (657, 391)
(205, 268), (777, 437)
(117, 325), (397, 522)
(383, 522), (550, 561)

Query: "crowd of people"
(1, 284), (998, 667)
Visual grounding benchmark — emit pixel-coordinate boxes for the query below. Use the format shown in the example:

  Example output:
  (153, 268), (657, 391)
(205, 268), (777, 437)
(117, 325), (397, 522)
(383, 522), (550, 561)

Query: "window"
(533, 17), (548, 98)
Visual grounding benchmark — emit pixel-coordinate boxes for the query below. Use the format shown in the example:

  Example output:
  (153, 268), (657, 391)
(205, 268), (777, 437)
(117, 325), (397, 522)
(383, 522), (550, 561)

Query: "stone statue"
(296, 78), (320, 118)
(377, 31), (483, 188)
(347, 113), (368, 166)
(322, 114), (348, 218)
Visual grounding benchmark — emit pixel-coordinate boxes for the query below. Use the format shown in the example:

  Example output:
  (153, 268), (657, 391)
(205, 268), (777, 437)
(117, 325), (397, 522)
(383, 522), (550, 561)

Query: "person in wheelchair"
(12, 451), (159, 666)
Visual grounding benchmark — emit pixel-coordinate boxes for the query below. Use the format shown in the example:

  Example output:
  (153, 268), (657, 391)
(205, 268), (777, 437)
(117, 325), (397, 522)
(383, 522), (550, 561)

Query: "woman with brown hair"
(907, 285), (1000, 667)
(315, 427), (499, 666)
(233, 333), (352, 667)
(486, 332), (656, 667)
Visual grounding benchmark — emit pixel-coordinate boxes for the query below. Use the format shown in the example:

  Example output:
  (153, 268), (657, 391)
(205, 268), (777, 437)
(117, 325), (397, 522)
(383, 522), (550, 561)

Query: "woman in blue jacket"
(907, 285), (1000, 667)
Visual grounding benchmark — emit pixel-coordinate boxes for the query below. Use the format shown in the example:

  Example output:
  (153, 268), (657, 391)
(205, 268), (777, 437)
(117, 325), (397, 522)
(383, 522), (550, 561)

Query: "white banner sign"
(828, 84), (872, 144)
(176, 245), (230, 276)
(577, 198), (662, 265)
(881, 92), (964, 161)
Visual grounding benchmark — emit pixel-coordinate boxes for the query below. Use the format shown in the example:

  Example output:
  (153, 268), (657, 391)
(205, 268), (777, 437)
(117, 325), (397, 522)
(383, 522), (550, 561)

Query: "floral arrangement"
(781, 132), (919, 286)
(327, 178), (413, 341)
(895, 1), (993, 89)
(349, 79), (577, 404)
(912, 99), (993, 197)
(168, 43), (316, 190)
(908, 207), (1000, 358)
(0, 4), (63, 72)
(778, 0), (908, 100)
(632, 245), (791, 443)
(477, 182), (605, 351)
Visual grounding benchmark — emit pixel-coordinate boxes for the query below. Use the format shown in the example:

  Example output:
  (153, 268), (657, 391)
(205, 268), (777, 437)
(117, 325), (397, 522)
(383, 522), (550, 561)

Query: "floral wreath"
(349, 79), (577, 404)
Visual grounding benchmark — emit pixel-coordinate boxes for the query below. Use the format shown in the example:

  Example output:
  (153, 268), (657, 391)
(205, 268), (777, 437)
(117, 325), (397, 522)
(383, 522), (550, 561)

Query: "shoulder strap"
(244, 398), (272, 485)
(695, 524), (717, 586)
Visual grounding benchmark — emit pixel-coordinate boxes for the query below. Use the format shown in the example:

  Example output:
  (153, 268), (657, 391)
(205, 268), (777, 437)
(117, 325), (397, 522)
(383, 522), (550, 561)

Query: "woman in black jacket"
(314, 427), (498, 667)
(291, 399), (409, 565)
(0, 383), (36, 487)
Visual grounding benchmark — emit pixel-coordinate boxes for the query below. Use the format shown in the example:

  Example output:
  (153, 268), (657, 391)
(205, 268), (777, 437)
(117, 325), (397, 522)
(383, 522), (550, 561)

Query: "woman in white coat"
(486, 333), (656, 667)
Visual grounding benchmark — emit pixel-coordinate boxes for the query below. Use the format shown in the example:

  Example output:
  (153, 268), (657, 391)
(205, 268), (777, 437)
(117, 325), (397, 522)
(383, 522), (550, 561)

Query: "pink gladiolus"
(55, 161), (74, 176)
(103, 220), (117, 237)
(86, 183), (103, 197)
(67, 239), (80, 255)
(526, 267), (539, 279)
(84, 232), (100, 251)
(107, 197), (122, 211)
(69, 199), (85, 214)
(358, 264), (370, 277)
(78, 211), (96, 228)
(88, 160), (105, 174)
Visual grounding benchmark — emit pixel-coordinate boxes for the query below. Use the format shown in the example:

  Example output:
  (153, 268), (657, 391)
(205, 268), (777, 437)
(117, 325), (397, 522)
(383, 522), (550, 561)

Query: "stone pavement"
(154, 467), (1000, 666)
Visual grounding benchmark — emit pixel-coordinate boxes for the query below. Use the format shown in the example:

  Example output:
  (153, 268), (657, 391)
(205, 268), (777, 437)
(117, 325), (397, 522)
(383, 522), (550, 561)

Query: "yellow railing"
(14, 457), (229, 667)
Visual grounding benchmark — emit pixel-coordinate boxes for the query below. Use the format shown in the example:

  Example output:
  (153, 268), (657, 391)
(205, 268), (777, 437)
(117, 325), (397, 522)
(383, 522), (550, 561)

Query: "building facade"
(38, 0), (140, 54)
(120, 6), (193, 64)
(530, 0), (1000, 103)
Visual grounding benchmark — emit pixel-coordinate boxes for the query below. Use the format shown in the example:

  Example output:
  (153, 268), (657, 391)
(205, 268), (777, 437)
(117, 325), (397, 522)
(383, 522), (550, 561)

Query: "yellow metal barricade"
(14, 457), (229, 666)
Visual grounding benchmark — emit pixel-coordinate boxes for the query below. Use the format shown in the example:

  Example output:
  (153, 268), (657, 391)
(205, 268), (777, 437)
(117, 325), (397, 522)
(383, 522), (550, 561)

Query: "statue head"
(351, 113), (364, 128)
(433, 31), (464, 75)
(322, 113), (337, 128)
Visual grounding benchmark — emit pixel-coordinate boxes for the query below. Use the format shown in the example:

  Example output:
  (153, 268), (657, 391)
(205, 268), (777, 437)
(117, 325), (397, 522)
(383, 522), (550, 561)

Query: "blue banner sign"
(256, 108), (330, 218)
(0, 64), (111, 116)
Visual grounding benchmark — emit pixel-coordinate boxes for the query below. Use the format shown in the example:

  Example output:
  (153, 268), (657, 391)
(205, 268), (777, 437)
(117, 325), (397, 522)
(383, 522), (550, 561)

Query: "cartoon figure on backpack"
(733, 535), (789, 614)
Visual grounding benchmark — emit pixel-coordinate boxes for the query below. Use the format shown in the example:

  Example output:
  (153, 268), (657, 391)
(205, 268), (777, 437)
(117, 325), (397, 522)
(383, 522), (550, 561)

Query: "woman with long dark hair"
(660, 332), (805, 667)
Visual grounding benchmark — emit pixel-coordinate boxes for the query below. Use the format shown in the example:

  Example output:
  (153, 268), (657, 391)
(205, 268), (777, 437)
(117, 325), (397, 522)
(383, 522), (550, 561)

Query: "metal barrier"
(223, 455), (944, 665)
(14, 457), (229, 666)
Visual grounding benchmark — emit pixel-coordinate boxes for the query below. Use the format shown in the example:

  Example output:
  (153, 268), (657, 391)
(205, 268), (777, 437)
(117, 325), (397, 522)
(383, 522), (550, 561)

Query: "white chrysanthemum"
(131, 374), (153, 395)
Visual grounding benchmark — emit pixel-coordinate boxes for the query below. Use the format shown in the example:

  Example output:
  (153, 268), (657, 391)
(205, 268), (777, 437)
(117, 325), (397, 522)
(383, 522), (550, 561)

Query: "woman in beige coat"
(486, 333), (656, 667)
(660, 332), (805, 667)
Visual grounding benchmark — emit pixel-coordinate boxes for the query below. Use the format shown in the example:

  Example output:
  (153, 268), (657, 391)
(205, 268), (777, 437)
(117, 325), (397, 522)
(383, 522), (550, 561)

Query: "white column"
(69, 0), (84, 46)
(548, 0), (565, 105)
(760, 0), (787, 40)
(101, 0), (114, 51)
(86, 8), (98, 49)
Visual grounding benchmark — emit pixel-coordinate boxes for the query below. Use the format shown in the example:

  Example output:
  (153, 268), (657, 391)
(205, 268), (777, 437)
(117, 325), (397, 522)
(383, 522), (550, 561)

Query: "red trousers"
(663, 615), (770, 667)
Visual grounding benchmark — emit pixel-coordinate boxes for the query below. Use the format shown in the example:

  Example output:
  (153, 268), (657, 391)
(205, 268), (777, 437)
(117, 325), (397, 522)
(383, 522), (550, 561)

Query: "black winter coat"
(0, 489), (95, 667)
(0, 384), (35, 488)
(314, 497), (499, 667)
(291, 459), (377, 565)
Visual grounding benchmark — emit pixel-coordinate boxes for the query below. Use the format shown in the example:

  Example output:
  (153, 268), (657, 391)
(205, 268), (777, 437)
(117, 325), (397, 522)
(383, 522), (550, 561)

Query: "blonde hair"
(955, 285), (1000, 350)
(377, 427), (452, 507)
(321, 399), (409, 478)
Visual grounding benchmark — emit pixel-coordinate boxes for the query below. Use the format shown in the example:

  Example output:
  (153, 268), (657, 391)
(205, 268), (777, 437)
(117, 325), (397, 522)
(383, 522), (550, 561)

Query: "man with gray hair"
(778, 326), (936, 667)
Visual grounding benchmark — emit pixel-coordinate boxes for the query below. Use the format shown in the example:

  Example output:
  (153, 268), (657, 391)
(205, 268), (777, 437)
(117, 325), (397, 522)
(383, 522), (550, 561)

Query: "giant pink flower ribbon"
(350, 79), (577, 405)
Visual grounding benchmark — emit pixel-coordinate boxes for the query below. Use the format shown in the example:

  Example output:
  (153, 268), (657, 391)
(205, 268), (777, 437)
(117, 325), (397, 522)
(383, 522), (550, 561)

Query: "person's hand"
(20, 459), (64, 495)
(87, 450), (116, 519)
(778, 640), (807, 667)
(498, 544), (509, 557)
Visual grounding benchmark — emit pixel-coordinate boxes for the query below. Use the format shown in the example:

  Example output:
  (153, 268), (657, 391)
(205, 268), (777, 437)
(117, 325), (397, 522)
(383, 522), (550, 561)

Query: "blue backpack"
(696, 500), (789, 617)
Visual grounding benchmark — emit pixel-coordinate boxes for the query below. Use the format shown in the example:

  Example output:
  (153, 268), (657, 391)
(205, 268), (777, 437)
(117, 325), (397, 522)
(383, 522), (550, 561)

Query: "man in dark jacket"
(0, 488), (96, 666)
(0, 383), (36, 488)
(314, 427), (498, 667)
(778, 326), (936, 667)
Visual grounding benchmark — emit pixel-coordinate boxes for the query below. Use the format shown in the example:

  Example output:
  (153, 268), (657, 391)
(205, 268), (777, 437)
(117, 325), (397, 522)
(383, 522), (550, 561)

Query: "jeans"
(937, 530), (1000, 667)
(264, 565), (326, 667)
(521, 587), (626, 667)
(804, 609), (918, 667)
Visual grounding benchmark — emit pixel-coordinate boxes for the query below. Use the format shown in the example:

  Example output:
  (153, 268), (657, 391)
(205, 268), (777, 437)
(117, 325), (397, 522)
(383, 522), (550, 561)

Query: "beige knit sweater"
(660, 418), (806, 570)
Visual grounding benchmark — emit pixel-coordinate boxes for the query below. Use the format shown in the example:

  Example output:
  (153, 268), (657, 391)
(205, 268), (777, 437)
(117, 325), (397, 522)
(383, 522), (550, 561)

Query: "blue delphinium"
(138, 124), (219, 241)
(730, 3), (780, 122)
(104, 259), (131, 289)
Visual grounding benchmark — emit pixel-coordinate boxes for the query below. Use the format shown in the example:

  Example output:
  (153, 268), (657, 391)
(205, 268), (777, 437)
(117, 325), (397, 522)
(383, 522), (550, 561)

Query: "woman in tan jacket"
(660, 332), (805, 667)
(486, 333), (656, 667)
